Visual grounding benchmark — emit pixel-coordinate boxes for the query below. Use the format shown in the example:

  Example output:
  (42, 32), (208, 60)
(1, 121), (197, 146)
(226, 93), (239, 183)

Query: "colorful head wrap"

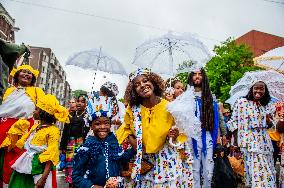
(129, 68), (151, 81)
(37, 94), (70, 123)
(87, 96), (118, 121)
(10, 65), (39, 78)
(101, 81), (119, 96)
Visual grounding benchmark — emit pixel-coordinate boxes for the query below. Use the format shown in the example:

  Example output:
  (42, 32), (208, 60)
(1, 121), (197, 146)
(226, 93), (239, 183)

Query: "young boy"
(72, 96), (135, 188)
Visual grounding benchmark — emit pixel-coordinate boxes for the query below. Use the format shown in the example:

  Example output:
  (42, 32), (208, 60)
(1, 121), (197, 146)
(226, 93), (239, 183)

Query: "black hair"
(245, 81), (271, 106)
(13, 70), (36, 86)
(39, 109), (56, 124)
(187, 68), (214, 131)
(124, 72), (165, 107)
(77, 94), (88, 102)
(100, 86), (115, 97)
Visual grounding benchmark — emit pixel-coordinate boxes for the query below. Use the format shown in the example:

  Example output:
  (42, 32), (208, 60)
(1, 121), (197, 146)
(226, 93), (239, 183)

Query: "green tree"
(205, 37), (261, 102)
(72, 89), (87, 98)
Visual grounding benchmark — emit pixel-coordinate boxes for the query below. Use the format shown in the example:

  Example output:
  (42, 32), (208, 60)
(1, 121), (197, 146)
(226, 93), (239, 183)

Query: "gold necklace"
(75, 111), (85, 118)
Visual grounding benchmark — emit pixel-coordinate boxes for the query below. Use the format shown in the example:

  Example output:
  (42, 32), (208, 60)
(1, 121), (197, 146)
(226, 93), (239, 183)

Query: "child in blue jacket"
(72, 96), (135, 188)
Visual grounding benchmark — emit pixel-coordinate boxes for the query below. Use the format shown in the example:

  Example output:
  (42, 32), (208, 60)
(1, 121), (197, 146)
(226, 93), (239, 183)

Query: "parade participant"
(228, 81), (276, 187)
(99, 81), (125, 131)
(72, 95), (135, 188)
(187, 68), (219, 188)
(165, 77), (184, 99)
(60, 94), (88, 187)
(0, 65), (45, 187)
(164, 87), (175, 102)
(116, 68), (193, 187)
(9, 94), (69, 188)
(68, 98), (77, 113)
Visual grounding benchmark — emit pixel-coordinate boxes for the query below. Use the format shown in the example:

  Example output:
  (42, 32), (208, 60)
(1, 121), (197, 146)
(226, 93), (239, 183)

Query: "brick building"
(0, 3), (19, 42)
(236, 30), (284, 57)
(28, 46), (71, 105)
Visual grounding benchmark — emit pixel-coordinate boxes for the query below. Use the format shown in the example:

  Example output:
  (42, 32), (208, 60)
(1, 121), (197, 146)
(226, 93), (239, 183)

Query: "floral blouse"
(228, 98), (275, 154)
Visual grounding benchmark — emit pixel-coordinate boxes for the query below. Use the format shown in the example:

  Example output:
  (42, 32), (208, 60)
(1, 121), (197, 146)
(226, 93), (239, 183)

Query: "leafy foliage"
(72, 89), (87, 98)
(205, 38), (261, 102)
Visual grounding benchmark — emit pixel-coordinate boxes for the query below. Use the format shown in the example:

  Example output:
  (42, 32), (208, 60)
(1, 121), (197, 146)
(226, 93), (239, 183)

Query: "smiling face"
(91, 116), (111, 140)
(17, 69), (33, 87)
(133, 74), (154, 98)
(252, 81), (266, 101)
(192, 70), (203, 87)
(173, 81), (184, 98)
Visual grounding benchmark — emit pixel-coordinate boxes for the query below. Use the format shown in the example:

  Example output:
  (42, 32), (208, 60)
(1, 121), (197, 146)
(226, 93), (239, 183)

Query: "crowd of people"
(0, 63), (283, 188)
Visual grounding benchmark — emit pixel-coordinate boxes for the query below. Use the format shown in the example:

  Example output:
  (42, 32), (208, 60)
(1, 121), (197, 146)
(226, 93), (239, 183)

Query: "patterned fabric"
(129, 68), (151, 81)
(87, 96), (118, 121)
(228, 98), (275, 153)
(65, 137), (83, 183)
(131, 105), (142, 181)
(280, 142), (284, 188)
(124, 143), (193, 187)
(228, 98), (276, 187)
(242, 149), (275, 187)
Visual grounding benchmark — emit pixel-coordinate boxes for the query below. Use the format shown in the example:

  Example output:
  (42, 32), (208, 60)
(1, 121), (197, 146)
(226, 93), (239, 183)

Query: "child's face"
(91, 117), (111, 140)
(165, 93), (174, 102)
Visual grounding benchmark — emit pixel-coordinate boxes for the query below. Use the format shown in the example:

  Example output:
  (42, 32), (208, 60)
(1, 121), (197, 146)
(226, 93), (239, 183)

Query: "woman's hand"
(168, 127), (179, 141)
(35, 177), (46, 188)
(128, 135), (137, 150)
(111, 119), (122, 126)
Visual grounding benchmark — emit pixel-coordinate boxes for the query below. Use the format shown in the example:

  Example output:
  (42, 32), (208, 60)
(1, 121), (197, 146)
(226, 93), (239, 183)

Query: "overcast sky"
(2, 0), (284, 98)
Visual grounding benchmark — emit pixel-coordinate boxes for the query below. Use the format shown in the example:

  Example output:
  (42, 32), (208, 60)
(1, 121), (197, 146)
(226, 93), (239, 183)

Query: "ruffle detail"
(0, 119), (30, 149)
(167, 86), (202, 141)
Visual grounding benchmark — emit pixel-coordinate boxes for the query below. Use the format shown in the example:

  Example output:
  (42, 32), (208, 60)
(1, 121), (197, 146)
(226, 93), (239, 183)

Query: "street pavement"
(57, 170), (69, 188)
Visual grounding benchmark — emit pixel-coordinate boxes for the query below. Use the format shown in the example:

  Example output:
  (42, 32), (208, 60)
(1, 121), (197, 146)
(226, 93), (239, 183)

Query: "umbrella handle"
(91, 71), (97, 91)
(169, 126), (182, 148)
(169, 137), (182, 147)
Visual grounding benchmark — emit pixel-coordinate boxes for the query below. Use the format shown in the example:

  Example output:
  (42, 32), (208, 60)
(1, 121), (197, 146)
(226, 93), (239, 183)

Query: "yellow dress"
(16, 124), (60, 165)
(116, 99), (174, 153)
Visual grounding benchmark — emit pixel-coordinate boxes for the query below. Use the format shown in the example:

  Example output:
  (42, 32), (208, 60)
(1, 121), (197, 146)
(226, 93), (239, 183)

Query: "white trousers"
(192, 140), (214, 188)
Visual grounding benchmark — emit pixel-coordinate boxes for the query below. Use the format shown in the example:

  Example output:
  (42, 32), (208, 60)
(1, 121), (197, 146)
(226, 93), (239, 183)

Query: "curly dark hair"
(100, 86), (115, 97)
(124, 72), (165, 107)
(245, 81), (271, 106)
(39, 109), (56, 124)
(13, 70), (37, 86)
(187, 68), (214, 131)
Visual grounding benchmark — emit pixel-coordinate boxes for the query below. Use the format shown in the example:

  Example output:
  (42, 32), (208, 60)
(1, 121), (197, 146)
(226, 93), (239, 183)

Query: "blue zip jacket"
(72, 133), (135, 188)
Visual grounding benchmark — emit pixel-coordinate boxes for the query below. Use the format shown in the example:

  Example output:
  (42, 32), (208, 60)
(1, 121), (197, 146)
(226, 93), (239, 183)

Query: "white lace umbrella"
(226, 70), (284, 106)
(66, 48), (127, 90)
(132, 32), (212, 76)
